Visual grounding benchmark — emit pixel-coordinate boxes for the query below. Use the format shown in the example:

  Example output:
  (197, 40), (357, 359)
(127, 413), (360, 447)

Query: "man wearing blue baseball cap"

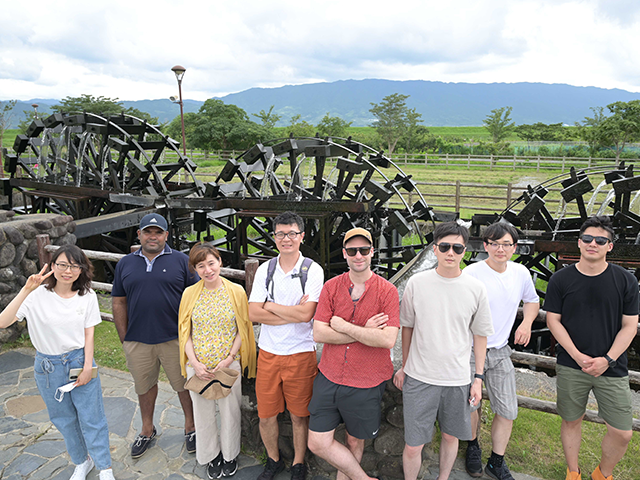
(112, 213), (199, 458)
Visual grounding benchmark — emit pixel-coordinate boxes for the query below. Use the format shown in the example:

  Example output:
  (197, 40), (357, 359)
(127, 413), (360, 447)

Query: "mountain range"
(5, 79), (640, 129)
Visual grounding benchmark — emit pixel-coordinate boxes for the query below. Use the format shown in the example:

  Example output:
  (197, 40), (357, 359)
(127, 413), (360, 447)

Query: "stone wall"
(0, 212), (76, 346)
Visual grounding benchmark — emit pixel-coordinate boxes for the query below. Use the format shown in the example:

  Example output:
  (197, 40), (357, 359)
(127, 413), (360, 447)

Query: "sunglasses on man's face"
(344, 246), (372, 257)
(579, 234), (610, 246)
(435, 243), (465, 255)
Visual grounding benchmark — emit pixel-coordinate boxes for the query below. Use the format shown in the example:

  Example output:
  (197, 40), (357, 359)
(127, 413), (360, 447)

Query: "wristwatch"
(474, 373), (485, 380)
(604, 355), (617, 368)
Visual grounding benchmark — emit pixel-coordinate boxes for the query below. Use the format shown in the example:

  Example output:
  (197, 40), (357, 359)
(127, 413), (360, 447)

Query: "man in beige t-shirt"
(394, 221), (494, 480)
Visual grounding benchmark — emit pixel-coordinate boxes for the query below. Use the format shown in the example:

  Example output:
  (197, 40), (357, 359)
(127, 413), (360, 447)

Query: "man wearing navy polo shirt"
(112, 213), (198, 459)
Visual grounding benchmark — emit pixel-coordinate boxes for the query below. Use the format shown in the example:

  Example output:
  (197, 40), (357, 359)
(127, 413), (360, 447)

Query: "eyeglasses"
(344, 246), (372, 257)
(435, 243), (465, 254)
(486, 242), (516, 249)
(54, 262), (82, 272)
(274, 231), (302, 240)
(579, 234), (610, 246)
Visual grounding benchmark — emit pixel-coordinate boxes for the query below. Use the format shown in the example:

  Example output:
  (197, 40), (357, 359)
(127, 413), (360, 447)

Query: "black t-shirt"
(543, 263), (639, 377)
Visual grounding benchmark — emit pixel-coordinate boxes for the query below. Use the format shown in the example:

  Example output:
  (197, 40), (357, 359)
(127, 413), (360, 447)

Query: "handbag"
(184, 367), (239, 400)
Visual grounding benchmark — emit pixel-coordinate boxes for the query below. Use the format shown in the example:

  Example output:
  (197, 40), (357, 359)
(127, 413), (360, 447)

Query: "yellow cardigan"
(178, 277), (256, 379)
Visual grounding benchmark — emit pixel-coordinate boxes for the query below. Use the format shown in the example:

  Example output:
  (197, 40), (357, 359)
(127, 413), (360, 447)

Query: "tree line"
(2, 95), (640, 163)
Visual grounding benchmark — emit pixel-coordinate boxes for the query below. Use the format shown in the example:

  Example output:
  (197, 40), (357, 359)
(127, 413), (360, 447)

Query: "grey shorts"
(402, 375), (472, 446)
(470, 345), (518, 421)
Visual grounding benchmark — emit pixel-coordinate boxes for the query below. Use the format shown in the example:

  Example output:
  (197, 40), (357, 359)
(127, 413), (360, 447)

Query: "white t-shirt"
(400, 269), (494, 386)
(17, 285), (102, 355)
(463, 260), (539, 349)
(248, 254), (324, 355)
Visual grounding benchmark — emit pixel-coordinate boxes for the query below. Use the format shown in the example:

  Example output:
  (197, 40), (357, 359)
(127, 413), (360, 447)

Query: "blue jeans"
(34, 348), (112, 470)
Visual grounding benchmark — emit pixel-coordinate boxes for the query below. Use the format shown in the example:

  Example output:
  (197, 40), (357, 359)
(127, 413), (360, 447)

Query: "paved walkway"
(1, 349), (543, 480)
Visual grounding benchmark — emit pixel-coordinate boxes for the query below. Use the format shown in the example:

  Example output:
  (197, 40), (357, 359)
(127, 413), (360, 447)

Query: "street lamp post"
(171, 65), (187, 156)
(31, 104), (39, 120)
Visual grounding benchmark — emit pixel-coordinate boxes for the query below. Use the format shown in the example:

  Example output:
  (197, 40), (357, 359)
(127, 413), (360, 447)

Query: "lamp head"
(171, 65), (186, 82)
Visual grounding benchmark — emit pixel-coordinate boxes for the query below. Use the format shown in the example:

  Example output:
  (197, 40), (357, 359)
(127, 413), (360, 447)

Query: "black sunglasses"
(435, 242), (465, 255)
(344, 246), (372, 257)
(579, 234), (610, 246)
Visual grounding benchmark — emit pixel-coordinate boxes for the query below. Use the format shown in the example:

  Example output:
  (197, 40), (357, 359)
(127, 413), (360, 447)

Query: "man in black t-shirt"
(545, 216), (639, 480)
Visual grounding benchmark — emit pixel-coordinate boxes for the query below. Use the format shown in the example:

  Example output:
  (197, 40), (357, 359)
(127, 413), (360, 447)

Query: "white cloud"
(1, 0), (640, 102)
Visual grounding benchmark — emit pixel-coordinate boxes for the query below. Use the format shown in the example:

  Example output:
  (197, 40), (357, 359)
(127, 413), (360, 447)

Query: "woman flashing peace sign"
(0, 245), (116, 480)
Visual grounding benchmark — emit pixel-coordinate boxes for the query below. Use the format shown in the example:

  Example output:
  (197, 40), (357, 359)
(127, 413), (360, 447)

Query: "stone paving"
(0, 348), (543, 480)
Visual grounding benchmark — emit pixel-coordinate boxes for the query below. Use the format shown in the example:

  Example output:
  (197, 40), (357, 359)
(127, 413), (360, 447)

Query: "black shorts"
(308, 371), (386, 439)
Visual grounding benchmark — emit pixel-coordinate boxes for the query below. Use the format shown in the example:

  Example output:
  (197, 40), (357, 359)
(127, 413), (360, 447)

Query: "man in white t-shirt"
(248, 211), (324, 480)
(462, 222), (539, 480)
(394, 221), (494, 480)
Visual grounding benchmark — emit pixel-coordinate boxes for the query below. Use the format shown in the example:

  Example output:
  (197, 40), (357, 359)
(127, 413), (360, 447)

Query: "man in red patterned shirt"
(307, 227), (400, 480)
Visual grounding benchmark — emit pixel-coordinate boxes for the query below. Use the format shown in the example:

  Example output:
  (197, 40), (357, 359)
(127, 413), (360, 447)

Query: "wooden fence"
(184, 171), (606, 217)
(35, 235), (640, 431)
(164, 150), (637, 173)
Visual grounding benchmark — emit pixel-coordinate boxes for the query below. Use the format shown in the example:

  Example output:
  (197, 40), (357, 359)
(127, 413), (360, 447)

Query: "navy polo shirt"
(112, 245), (198, 344)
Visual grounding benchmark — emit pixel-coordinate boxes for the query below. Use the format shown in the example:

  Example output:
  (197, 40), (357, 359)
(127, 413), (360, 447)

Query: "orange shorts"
(256, 350), (318, 419)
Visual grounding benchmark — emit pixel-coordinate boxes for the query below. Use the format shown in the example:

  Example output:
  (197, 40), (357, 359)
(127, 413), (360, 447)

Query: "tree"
(577, 101), (640, 163)
(286, 114), (315, 138)
(316, 113), (352, 138)
(252, 105), (281, 130)
(576, 106), (607, 154)
(369, 93), (421, 155)
(52, 94), (157, 124)
(0, 100), (17, 172)
(401, 108), (424, 152)
(191, 99), (264, 151)
(166, 112), (199, 151)
(598, 100), (640, 164)
(515, 122), (573, 146)
(483, 106), (515, 143)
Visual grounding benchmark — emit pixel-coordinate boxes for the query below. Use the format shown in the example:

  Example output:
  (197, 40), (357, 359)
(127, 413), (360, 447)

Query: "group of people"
(0, 210), (637, 480)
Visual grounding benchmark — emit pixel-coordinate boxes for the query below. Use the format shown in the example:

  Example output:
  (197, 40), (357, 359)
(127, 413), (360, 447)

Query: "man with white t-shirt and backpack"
(462, 222), (540, 480)
(249, 211), (324, 480)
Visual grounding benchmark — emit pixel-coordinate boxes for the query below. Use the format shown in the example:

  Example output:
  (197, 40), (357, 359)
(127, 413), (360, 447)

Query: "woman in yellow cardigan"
(178, 243), (256, 479)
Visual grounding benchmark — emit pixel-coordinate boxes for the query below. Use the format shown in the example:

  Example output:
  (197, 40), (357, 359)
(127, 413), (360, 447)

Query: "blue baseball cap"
(139, 213), (168, 231)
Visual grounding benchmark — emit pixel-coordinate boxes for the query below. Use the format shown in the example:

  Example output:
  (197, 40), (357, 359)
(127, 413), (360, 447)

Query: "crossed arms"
(313, 313), (398, 349)
(249, 294), (318, 326)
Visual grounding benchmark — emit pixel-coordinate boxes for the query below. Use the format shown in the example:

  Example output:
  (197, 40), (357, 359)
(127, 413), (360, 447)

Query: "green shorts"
(556, 364), (633, 431)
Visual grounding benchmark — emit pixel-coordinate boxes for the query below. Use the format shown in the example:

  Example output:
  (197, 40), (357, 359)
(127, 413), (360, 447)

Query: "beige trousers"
(186, 361), (242, 465)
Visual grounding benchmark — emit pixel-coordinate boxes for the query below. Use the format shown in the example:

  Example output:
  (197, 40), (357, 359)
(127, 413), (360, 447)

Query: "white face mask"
(54, 382), (77, 402)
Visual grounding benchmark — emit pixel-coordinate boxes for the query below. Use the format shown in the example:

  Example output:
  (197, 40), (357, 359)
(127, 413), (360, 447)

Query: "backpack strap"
(265, 257), (278, 301)
(266, 256), (313, 299)
(297, 257), (313, 293)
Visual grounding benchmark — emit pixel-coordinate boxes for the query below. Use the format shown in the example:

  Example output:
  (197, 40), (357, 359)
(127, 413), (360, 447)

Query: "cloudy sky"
(1, 0), (640, 102)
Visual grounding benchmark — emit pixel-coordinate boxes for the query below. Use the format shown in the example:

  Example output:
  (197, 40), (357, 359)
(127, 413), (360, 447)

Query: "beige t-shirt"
(400, 269), (494, 386)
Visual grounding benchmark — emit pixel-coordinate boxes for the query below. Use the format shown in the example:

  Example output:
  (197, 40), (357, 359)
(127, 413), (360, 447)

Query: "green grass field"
(2, 128), (19, 151)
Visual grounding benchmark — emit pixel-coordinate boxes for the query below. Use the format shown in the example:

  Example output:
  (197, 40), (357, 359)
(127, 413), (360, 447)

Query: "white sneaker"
(70, 457), (94, 479)
(99, 469), (116, 479)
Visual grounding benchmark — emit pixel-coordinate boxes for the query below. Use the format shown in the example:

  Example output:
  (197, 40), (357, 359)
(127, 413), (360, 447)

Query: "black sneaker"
(131, 426), (157, 459)
(207, 452), (223, 479)
(185, 430), (196, 454)
(465, 443), (483, 477)
(290, 463), (307, 480)
(485, 460), (515, 480)
(257, 455), (285, 480)
(222, 457), (238, 477)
